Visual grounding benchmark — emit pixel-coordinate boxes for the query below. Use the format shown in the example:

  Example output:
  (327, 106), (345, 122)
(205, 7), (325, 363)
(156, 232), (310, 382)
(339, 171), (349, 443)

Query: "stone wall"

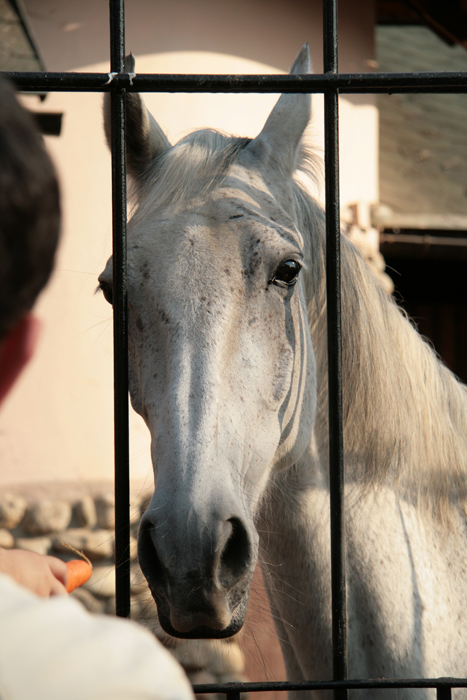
(0, 491), (247, 698)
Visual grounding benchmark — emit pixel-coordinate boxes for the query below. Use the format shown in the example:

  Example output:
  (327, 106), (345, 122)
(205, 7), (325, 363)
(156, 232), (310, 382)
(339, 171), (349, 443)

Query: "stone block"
(83, 564), (115, 598)
(210, 642), (245, 675)
(129, 533), (138, 560)
(0, 529), (14, 548)
(73, 496), (97, 529)
(139, 492), (152, 515)
(22, 500), (72, 535)
(16, 537), (52, 555)
(130, 591), (159, 624)
(70, 587), (105, 614)
(95, 495), (115, 529)
(52, 528), (114, 561)
(129, 494), (144, 525)
(105, 596), (116, 615)
(0, 493), (27, 529)
(130, 562), (148, 594)
(186, 670), (218, 700)
(172, 640), (215, 672)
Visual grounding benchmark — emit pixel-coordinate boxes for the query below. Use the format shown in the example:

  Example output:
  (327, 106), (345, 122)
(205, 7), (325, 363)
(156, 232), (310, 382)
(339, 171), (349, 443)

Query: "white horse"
(100, 46), (467, 698)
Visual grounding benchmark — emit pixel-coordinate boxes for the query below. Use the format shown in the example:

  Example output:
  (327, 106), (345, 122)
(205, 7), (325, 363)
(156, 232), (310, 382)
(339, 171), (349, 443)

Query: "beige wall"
(22, 0), (375, 74)
(0, 0), (377, 488)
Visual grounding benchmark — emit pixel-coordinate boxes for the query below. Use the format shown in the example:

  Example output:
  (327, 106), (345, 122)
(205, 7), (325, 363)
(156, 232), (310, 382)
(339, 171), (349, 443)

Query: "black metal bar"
(437, 688), (452, 700)
(323, 0), (338, 74)
(3, 71), (467, 93)
(226, 691), (241, 700)
(109, 0), (124, 74)
(323, 0), (347, 697)
(325, 90), (347, 690)
(193, 678), (463, 694)
(109, 0), (131, 619)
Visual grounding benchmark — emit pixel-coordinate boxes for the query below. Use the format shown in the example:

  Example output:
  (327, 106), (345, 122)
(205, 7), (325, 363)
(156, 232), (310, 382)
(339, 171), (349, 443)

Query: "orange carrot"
(66, 559), (93, 593)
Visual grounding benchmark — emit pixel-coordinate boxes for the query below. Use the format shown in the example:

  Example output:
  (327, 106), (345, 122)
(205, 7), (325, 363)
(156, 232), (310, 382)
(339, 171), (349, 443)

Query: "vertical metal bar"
(110, 0), (125, 74)
(323, 0), (348, 695)
(226, 692), (241, 700)
(437, 687), (452, 700)
(323, 0), (338, 73)
(109, 0), (131, 618)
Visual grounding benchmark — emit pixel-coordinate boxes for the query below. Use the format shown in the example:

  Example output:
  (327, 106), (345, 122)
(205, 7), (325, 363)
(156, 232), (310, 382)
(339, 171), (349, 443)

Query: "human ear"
(0, 315), (41, 406)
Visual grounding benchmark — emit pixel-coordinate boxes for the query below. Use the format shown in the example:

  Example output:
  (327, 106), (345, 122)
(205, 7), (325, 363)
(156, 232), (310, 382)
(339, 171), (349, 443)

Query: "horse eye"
(99, 281), (113, 305)
(273, 260), (301, 287)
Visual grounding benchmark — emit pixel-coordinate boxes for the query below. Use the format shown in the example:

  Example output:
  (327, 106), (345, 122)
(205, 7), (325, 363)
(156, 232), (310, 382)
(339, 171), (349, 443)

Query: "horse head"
(99, 45), (318, 639)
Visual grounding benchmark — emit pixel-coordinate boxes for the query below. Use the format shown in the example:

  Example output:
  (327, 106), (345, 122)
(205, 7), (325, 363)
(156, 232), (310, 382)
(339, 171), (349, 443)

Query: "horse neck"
(257, 457), (334, 681)
(306, 218), (467, 518)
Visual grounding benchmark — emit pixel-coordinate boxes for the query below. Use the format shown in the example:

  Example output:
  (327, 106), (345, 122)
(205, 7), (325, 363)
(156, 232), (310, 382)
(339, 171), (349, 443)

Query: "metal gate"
(5, 1), (467, 698)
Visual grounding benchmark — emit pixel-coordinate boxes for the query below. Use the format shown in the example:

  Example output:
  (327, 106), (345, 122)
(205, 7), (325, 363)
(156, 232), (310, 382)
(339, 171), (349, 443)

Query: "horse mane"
(293, 164), (467, 521)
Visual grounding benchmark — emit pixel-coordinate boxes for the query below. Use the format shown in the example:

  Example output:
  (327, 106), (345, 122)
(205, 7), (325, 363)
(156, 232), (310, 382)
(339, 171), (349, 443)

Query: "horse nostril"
(138, 517), (167, 593)
(218, 517), (251, 590)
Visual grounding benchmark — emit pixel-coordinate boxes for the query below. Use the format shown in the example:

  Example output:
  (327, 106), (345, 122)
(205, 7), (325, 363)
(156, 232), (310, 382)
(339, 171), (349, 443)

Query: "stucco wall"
(0, 0), (377, 487)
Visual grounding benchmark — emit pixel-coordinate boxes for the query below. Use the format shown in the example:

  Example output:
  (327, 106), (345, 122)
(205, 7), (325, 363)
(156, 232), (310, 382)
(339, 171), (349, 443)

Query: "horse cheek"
(127, 336), (144, 419)
(273, 325), (317, 472)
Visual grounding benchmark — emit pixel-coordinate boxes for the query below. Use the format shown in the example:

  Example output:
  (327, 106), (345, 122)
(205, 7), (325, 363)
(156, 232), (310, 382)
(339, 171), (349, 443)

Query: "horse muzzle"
(138, 510), (257, 639)
(154, 587), (250, 640)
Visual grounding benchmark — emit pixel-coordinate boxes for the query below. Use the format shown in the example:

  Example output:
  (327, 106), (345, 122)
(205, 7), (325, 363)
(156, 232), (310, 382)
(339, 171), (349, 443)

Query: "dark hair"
(0, 77), (60, 340)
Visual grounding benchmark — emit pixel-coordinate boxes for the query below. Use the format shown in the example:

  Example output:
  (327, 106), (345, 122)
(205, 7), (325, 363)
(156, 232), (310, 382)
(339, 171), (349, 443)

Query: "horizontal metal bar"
(192, 678), (464, 695)
(2, 71), (467, 94)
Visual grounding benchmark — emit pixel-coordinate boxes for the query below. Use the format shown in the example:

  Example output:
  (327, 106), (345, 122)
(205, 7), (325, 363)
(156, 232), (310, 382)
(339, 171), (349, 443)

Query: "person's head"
(0, 77), (61, 404)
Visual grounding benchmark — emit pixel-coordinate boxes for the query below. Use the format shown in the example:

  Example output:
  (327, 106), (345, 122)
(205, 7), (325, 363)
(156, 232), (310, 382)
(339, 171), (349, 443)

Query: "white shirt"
(0, 574), (194, 700)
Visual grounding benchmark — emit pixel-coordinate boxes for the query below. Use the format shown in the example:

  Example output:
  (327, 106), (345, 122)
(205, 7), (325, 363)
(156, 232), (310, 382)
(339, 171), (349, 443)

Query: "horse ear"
(247, 43), (311, 177)
(103, 54), (171, 181)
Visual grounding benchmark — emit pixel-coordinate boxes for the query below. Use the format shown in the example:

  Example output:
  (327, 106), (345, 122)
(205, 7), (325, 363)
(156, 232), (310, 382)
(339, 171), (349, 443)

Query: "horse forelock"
(131, 129), (252, 222)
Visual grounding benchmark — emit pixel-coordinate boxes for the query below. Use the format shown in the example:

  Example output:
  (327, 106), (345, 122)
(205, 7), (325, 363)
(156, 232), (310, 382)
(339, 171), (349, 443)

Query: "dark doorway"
(384, 254), (467, 383)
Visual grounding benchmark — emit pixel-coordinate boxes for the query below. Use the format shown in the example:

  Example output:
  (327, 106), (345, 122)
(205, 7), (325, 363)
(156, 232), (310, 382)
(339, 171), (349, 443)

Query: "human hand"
(0, 547), (68, 597)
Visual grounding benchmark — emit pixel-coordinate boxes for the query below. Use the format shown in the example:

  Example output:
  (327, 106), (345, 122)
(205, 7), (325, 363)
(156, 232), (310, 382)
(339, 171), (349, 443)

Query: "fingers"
(0, 548), (70, 597)
(48, 573), (68, 597)
(46, 555), (69, 589)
